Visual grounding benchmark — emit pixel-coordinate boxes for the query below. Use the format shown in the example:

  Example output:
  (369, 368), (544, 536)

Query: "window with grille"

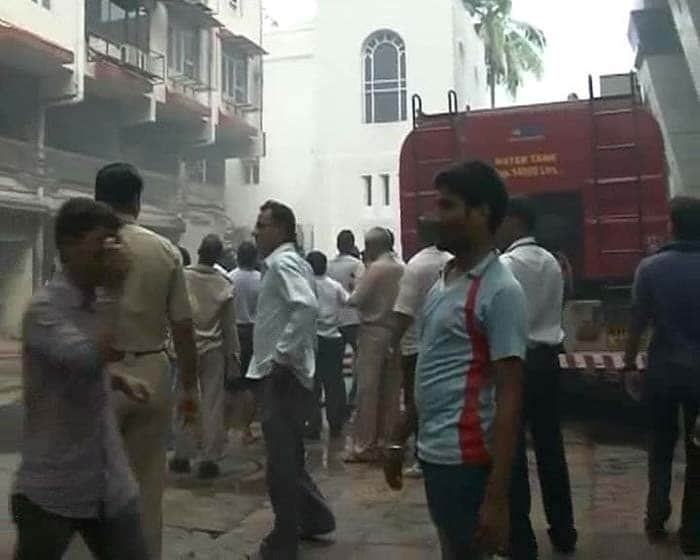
(363, 30), (407, 123)
(363, 175), (373, 206)
(222, 53), (249, 104)
(168, 23), (199, 80)
(244, 160), (260, 185)
(381, 174), (390, 206)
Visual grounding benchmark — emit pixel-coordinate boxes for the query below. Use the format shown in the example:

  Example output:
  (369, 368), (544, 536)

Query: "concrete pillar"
(33, 217), (44, 290)
(638, 53), (700, 196)
(671, 0), (700, 99)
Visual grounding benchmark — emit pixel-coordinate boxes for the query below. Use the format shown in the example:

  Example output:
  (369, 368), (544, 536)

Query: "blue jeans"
(421, 461), (489, 559)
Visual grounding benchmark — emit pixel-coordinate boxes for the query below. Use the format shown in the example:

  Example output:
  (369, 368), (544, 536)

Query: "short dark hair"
(237, 241), (258, 269)
(417, 216), (439, 246)
(55, 197), (122, 253)
(178, 246), (191, 267)
(670, 196), (700, 241)
(506, 196), (538, 233)
(94, 162), (144, 211)
(260, 200), (296, 243)
(434, 160), (509, 233)
(198, 234), (224, 266)
(366, 227), (393, 251)
(306, 250), (327, 276)
(386, 229), (395, 250)
(337, 230), (355, 253)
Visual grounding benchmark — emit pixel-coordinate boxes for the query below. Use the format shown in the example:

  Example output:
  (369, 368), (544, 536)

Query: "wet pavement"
(0, 359), (695, 559)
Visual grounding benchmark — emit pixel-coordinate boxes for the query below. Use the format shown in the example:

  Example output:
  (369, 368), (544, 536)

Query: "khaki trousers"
(112, 352), (172, 560)
(352, 324), (401, 454)
(174, 347), (227, 463)
(64, 353), (171, 560)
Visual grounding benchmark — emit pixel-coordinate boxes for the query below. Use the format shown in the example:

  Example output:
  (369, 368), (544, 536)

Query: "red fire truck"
(399, 74), (668, 391)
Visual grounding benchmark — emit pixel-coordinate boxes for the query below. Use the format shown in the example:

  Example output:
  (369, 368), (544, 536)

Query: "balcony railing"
(88, 32), (166, 82)
(43, 147), (179, 211)
(186, 180), (225, 211)
(0, 136), (39, 176)
(0, 135), (207, 215)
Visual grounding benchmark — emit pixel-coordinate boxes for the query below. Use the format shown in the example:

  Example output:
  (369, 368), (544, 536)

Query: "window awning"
(161, 0), (221, 28)
(0, 22), (74, 75)
(220, 29), (267, 56)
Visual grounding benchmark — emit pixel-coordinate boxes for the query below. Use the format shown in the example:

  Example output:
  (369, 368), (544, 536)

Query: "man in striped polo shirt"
(412, 161), (527, 559)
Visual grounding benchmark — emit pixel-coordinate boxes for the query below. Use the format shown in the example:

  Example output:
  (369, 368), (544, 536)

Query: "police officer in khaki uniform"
(95, 163), (199, 559)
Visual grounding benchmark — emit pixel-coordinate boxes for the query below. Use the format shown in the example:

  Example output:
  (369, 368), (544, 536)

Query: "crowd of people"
(9, 160), (700, 560)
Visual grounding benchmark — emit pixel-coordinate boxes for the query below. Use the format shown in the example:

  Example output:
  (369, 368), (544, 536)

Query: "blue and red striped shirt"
(415, 251), (527, 466)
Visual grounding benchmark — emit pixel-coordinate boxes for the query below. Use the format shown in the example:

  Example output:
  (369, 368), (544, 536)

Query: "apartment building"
(0, 0), (264, 337)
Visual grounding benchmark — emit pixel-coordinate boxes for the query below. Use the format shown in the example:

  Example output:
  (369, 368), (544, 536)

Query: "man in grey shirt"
(13, 198), (151, 559)
(327, 230), (365, 408)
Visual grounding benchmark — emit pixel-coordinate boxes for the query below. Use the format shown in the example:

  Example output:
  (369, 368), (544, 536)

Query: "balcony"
(185, 180), (225, 213)
(43, 147), (180, 212)
(161, 0), (221, 28)
(88, 32), (165, 83)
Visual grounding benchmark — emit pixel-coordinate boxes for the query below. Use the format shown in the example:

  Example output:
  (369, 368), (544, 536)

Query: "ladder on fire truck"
(407, 91), (469, 227)
(588, 73), (646, 280)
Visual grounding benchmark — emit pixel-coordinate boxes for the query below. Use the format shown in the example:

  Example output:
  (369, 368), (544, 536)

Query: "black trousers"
(238, 323), (254, 376)
(306, 336), (348, 436)
(510, 345), (576, 559)
(646, 374), (700, 547)
(12, 494), (150, 560)
(339, 325), (359, 406)
(261, 372), (336, 558)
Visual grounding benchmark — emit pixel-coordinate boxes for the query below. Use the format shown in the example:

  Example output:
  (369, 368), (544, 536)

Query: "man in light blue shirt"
(394, 161), (527, 559)
(249, 200), (335, 560)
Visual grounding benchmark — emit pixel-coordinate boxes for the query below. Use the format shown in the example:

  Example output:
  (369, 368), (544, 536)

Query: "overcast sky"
(263, 0), (636, 106)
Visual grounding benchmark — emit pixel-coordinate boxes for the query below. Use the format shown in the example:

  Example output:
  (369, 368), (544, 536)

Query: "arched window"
(363, 30), (407, 123)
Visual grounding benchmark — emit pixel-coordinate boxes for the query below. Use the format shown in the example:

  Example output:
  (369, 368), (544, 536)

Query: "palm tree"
(463, 0), (546, 107)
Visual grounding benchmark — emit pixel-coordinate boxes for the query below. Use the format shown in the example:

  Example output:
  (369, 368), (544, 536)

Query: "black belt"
(119, 348), (166, 358)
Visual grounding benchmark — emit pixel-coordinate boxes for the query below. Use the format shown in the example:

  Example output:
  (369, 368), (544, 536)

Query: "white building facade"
(227, 0), (489, 255)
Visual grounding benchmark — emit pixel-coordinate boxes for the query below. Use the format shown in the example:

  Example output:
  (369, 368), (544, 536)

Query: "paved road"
(0, 358), (694, 559)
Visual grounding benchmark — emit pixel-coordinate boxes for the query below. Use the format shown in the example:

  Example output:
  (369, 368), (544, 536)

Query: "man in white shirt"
(327, 230), (365, 409)
(498, 196), (577, 559)
(384, 218), (451, 482)
(249, 201), (335, 560)
(228, 241), (262, 444)
(305, 251), (350, 440)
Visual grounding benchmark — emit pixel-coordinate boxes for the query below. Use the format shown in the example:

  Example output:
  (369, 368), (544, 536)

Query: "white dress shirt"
(314, 275), (349, 339)
(229, 267), (261, 325)
(247, 243), (319, 390)
(500, 236), (565, 347)
(393, 246), (452, 356)
(327, 254), (365, 327)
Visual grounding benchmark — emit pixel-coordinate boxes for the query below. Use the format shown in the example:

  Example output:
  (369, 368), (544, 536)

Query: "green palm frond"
(463, 0), (546, 105)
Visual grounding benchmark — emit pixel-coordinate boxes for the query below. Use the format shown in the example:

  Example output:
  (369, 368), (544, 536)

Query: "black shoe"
(680, 528), (700, 556)
(169, 458), (191, 474)
(197, 461), (220, 479)
(548, 527), (577, 554)
(645, 521), (668, 542)
(329, 427), (343, 439)
(251, 536), (298, 560)
(299, 519), (336, 541)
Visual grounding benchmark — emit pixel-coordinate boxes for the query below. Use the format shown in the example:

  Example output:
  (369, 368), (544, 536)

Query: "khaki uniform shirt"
(349, 252), (404, 327)
(113, 217), (192, 353)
